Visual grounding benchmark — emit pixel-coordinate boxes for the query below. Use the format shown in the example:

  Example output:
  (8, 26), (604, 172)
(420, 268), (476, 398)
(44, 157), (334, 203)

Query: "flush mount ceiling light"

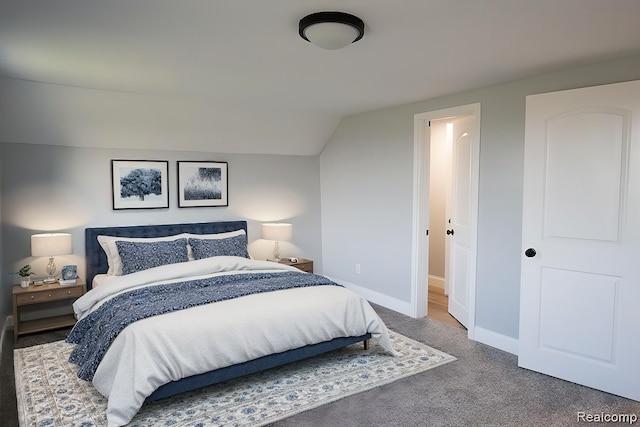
(299, 11), (364, 50)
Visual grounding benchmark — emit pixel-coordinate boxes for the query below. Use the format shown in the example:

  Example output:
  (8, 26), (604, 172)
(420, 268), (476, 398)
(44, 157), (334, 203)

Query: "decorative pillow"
(115, 238), (189, 275)
(185, 230), (247, 260)
(189, 235), (250, 260)
(98, 234), (188, 275)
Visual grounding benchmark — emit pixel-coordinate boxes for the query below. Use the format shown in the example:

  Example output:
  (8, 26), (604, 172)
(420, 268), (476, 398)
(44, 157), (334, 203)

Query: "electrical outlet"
(355, 263), (361, 274)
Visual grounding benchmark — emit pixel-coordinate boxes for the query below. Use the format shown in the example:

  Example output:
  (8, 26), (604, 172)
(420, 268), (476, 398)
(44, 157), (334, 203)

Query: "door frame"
(411, 103), (481, 338)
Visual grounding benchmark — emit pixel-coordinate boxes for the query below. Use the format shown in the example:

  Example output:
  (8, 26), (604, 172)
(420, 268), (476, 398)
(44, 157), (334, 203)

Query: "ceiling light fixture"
(299, 11), (364, 50)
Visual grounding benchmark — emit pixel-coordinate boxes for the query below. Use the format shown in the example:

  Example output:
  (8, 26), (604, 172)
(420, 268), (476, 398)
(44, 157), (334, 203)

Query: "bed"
(71, 220), (394, 426)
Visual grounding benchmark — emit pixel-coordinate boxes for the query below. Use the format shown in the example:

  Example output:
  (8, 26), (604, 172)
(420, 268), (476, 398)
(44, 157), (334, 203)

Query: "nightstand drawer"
(16, 286), (84, 305)
(293, 261), (313, 273)
(278, 258), (313, 273)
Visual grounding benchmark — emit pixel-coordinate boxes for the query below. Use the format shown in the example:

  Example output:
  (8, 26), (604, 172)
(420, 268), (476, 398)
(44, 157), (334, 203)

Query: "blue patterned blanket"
(66, 271), (340, 381)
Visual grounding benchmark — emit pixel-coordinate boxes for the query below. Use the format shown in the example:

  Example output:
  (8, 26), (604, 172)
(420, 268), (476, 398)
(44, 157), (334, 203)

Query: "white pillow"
(92, 273), (116, 288)
(97, 233), (189, 276)
(184, 229), (247, 260)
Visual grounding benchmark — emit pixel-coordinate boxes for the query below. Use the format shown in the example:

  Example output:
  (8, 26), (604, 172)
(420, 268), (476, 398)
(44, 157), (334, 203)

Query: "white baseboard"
(320, 277), (519, 356)
(473, 325), (519, 355)
(324, 276), (415, 317)
(428, 274), (445, 291)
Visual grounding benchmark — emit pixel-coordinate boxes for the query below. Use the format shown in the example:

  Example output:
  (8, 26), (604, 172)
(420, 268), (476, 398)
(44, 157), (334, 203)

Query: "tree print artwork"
(111, 160), (169, 210)
(120, 168), (162, 201)
(177, 161), (228, 207)
(184, 167), (222, 200)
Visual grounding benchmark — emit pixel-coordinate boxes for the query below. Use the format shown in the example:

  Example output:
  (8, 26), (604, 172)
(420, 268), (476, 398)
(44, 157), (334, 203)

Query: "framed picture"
(61, 265), (77, 280)
(177, 161), (228, 207)
(111, 160), (169, 210)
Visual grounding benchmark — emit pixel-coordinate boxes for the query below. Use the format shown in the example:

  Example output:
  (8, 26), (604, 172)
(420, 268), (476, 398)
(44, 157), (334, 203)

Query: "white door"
(519, 80), (640, 401)
(446, 116), (475, 328)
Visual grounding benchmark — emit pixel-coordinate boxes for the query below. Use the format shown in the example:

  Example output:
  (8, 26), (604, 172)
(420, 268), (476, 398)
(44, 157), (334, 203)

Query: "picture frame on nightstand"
(60, 265), (78, 285)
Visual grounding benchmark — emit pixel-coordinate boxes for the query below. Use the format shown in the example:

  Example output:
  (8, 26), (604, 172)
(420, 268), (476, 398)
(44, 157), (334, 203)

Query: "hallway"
(428, 286), (465, 329)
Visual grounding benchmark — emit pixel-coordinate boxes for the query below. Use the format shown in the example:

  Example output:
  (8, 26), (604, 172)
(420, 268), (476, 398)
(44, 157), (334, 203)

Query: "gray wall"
(321, 108), (415, 302)
(0, 142), (322, 322)
(320, 54), (640, 339)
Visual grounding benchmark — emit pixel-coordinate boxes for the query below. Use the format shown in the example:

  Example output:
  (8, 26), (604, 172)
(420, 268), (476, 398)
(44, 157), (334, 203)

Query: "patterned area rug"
(14, 331), (455, 426)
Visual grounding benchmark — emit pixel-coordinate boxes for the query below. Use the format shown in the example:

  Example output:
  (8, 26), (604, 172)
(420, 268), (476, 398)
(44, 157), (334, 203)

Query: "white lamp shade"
(261, 223), (293, 242)
(31, 233), (73, 257)
(303, 22), (360, 50)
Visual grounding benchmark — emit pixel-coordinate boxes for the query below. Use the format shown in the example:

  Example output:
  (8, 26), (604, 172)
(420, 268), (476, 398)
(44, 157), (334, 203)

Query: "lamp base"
(271, 241), (282, 263)
(267, 258), (282, 263)
(45, 257), (57, 284)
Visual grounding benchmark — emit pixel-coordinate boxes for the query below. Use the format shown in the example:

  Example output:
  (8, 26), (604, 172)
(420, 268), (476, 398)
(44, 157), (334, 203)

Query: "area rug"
(14, 330), (455, 427)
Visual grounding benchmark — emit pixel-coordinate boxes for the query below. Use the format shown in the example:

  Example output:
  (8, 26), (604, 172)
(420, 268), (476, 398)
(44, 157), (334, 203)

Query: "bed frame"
(84, 220), (371, 402)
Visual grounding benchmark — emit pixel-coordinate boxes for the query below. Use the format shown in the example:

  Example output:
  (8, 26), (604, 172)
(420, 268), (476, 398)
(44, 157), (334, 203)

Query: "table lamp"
(261, 223), (292, 262)
(31, 233), (72, 283)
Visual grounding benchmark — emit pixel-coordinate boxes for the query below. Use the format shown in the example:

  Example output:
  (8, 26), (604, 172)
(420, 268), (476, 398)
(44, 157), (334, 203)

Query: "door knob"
(525, 248), (536, 258)
(446, 229), (454, 235)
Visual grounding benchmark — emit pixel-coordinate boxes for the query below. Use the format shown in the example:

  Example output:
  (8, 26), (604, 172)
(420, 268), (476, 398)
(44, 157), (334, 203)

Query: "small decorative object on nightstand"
(279, 257), (313, 273)
(60, 265), (78, 285)
(12, 279), (86, 343)
(16, 264), (33, 288)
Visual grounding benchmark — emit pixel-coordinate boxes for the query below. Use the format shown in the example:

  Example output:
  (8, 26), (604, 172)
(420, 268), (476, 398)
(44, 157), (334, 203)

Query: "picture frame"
(111, 160), (169, 210)
(177, 161), (228, 207)
(61, 265), (77, 280)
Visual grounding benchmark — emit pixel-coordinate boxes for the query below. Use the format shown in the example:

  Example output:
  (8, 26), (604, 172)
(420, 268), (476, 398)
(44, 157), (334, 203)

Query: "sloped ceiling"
(2, 0), (640, 155)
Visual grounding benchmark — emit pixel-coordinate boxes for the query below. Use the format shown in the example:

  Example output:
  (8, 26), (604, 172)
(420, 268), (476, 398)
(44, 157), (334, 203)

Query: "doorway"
(428, 119), (464, 329)
(411, 103), (480, 338)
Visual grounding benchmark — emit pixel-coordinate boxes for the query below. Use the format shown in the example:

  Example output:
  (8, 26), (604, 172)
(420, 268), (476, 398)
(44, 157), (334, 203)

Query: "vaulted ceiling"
(2, 1), (640, 155)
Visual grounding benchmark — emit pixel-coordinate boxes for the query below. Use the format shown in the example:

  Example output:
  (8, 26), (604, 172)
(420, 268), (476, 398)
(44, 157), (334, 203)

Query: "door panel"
(519, 80), (640, 401)
(447, 116), (474, 327)
(544, 109), (628, 242)
(449, 243), (469, 313)
(454, 131), (472, 226)
(539, 268), (618, 362)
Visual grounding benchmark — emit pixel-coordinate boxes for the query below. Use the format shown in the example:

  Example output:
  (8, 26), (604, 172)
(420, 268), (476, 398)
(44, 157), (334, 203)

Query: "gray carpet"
(2, 304), (639, 426)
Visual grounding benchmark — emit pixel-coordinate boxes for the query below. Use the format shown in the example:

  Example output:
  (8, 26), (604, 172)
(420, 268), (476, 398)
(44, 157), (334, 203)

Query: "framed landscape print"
(177, 161), (228, 207)
(111, 160), (169, 210)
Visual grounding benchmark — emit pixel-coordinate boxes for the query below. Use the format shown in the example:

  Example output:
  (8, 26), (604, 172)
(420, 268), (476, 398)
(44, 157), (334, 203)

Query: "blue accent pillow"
(115, 238), (189, 275)
(189, 235), (250, 260)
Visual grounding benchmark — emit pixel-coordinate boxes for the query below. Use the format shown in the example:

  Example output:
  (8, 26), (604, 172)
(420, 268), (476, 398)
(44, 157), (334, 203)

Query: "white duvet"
(70, 256), (395, 426)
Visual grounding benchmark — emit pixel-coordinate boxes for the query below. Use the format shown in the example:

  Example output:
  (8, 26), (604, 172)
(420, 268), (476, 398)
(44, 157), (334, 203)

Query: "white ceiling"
(2, 0), (640, 155)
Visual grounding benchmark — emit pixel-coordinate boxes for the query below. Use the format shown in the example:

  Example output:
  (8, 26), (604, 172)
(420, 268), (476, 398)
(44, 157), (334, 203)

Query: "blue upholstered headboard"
(85, 221), (248, 290)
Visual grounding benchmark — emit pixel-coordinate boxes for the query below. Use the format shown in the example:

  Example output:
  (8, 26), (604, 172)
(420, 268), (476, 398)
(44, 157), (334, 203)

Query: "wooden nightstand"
(12, 280), (86, 343)
(278, 258), (313, 273)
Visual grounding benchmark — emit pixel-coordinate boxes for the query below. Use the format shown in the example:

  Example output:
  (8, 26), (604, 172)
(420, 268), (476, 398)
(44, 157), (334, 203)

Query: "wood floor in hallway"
(428, 286), (465, 329)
